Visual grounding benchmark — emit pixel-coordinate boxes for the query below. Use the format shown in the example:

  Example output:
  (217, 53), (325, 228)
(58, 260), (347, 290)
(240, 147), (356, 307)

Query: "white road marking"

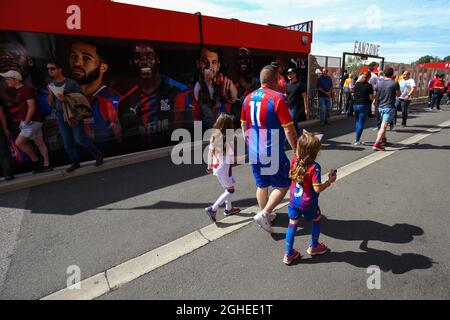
(40, 119), (450, 300)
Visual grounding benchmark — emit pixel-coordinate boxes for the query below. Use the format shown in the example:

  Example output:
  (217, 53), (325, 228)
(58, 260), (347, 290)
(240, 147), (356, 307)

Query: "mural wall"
(0, 31), (308, 171)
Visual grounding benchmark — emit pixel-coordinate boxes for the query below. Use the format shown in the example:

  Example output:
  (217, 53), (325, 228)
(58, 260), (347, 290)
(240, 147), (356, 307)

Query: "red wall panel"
(0, 0), (311, 53)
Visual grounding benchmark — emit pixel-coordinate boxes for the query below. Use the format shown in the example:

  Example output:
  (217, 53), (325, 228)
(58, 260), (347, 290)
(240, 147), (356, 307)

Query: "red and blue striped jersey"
(241, 86), (293, 164)
(289, 158), (322, 211)
(85, 85), (122, 143)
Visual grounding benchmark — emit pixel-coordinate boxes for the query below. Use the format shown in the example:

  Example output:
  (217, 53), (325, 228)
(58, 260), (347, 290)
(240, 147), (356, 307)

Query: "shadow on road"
(105, 198), (257, 211)
(271, 215), (424, 244)
(291, 240), (435, 275)
(270, 214), (432, 273)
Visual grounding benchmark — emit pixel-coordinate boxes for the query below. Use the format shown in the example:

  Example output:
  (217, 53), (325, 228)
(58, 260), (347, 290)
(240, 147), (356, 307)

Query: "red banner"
(417, 62), (450, 70)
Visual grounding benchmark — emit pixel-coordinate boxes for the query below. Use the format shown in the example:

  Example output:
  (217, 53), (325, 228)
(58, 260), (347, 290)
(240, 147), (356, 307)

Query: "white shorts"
(19, 121), (43, 139)
(215, 174), (235, 189)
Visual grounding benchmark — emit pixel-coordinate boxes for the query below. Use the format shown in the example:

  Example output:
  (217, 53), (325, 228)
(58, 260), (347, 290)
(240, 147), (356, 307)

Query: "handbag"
(8, 136), (29, 164)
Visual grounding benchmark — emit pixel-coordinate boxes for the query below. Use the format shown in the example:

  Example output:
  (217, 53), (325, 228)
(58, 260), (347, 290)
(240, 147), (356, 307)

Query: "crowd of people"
(204, 63), (448, 264)
(0, 40), (271, 182)
(205, 65), (336, 264)
(340, 66), (449, 148)
(0, 63), (105, 181)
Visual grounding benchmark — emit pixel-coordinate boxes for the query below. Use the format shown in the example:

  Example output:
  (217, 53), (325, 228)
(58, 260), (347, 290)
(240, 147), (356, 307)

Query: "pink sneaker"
(307, 242), (329, 256)
(372, 143), (385, 151)
(283, 249), (300, 265)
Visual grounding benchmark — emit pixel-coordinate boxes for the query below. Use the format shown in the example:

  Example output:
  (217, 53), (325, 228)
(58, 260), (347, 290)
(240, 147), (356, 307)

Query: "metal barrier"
(285, 21), (314, 34)
(308, 88), (342, 120)
(269, 21), (313, 34)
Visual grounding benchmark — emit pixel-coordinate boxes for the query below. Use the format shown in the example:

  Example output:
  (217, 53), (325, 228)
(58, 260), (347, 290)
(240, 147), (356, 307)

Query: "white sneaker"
(254, 212), (273, 233)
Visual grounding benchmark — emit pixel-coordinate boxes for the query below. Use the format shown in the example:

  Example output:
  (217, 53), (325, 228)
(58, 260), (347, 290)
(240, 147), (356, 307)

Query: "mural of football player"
(196, 46), (237, 113)
(235, 47), (259, 102)
(0, 39), (34, 79)
(118, 42), (192, 148)
(69, 41), (121, 154)
(271, 58), (287, 94)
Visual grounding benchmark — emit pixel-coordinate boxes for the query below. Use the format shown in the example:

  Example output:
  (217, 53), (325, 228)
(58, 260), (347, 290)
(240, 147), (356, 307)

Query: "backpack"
(36, 88), (53, 118)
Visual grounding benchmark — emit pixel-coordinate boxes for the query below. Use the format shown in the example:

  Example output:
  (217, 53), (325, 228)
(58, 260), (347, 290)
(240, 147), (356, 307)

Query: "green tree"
(416, 55), (442, 64)
(346, 56), (365, 76)
(369, 61), (380, 67)
(443, 56), (450, 62)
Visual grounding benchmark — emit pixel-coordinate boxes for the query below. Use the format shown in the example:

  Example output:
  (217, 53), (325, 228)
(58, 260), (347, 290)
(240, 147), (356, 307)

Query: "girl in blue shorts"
(283, 131), (337, 265)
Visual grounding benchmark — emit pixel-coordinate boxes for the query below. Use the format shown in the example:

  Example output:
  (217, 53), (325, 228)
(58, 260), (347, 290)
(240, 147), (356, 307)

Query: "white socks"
(212, 190), (233, 211)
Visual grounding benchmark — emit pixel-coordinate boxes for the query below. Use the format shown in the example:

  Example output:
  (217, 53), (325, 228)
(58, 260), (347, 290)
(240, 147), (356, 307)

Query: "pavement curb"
(41, 272), (110, 300)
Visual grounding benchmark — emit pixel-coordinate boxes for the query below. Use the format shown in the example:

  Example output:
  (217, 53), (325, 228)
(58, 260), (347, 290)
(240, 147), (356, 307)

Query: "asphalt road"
(1, 105), (449, 300)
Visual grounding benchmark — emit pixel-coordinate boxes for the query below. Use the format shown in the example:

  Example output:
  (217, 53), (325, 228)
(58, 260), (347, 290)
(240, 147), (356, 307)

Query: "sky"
(113, 0), (450, 64)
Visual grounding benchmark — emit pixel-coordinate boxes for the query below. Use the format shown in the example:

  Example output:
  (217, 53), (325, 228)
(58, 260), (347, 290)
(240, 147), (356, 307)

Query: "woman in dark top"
(352, 71), (374, 145)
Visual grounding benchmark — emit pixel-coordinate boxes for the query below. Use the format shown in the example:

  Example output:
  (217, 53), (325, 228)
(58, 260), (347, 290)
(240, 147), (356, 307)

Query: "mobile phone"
(330, 169), (337, 176)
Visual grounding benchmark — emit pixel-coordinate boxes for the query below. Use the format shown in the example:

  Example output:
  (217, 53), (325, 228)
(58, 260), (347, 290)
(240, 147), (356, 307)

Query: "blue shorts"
(288, 205), (321, 221)
(378, 107), (395, 123)
(251, 157), (291, 188)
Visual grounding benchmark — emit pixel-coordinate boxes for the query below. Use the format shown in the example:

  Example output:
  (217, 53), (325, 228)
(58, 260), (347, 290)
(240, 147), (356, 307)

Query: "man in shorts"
(372, 67), (401, 151)
(241, 65), (298, 233)
(0, 70), (52, 173)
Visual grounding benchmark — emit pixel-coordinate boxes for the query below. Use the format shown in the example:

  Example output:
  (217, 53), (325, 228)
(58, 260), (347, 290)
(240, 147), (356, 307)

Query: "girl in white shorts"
(205, 114), (242, 223)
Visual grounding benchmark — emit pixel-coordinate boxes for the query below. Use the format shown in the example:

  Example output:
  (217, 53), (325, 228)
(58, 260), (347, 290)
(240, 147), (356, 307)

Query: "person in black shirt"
(286, 68), (309, 135)
(352, 71), (374, 145)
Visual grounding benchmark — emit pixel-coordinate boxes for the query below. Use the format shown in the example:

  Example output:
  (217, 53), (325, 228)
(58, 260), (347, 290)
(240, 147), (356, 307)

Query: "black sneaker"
(95, 155), (104, 167)
(205, 206), (217, 223)
(66, 162), (81, 173)
(224, 207), (241, 216)
(33, 165), (53, 174)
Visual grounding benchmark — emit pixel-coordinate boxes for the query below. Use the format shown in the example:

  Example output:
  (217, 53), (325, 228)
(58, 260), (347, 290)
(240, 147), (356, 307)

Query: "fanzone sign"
(354, 41), (380, 57)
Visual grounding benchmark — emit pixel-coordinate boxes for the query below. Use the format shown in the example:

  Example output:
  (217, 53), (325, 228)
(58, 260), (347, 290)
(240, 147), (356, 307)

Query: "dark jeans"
(376, 109), (382, 129)
(56, 111), (103, 163)
(200, 104), (217, 130)
(288, 107), (306, 135)
(427, 91), (433, 107)
(353, 104), (370, 142)
(344, 92), (353, 115)
(318, 96), (332, 124)
(430, 93), (443, 110)
(395, 99), (411, 126)
(0, 132), (13, 177)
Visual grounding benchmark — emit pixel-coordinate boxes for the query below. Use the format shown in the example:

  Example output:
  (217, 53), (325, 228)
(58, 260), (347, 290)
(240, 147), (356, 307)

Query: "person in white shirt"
(205, 114), (242, 223)
(368, 67), (379, 117)
(378, 71), (385, 84)
(396, 71), (416, 127)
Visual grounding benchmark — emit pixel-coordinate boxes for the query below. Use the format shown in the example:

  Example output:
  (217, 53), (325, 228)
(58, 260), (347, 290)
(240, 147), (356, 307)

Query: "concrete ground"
(0, 105), (449, 300)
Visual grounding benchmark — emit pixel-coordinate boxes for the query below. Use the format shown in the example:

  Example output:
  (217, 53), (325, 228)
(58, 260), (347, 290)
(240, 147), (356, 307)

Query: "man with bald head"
(241, 65), (298, 233)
